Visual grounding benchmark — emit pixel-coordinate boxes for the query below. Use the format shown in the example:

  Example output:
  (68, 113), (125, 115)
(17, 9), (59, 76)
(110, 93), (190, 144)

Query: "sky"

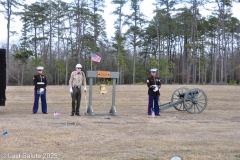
(0, 0), (156, 44)
(0, 0), (240, 45)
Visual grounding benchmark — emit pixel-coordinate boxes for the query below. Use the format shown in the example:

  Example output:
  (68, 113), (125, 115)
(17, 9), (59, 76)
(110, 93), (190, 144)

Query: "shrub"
(135, 82), (145, 85)
(229, 80), (238, 85)
(96, 81), (101, 85)
(106, 80), (112, 85)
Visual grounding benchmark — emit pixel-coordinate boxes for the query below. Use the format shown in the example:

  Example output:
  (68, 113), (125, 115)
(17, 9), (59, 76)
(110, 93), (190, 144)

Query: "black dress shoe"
(156, 114), (160, 116)
(33, 112), (37, 114)
(71, 113), (74, 116)
(76, 113), (81, 116)
(43, 112), (48, 114)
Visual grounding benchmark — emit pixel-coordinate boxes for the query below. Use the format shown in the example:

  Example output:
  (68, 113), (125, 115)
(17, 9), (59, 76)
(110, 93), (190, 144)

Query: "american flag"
(3, 131), (8, 136)
(91, 53), (101, 62)
(54, 111), (60, 116)
(151, 111), (155, 118)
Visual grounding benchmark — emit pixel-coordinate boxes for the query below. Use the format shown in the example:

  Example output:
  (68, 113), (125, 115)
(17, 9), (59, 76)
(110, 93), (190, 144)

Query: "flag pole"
(91, 54), (92, 71)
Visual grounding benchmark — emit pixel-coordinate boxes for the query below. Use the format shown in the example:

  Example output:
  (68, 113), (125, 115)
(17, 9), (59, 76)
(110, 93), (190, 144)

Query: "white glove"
(153, 87), (159, 92)
(84, 87), (87, 92)
(151, 85), (157, 89)
(69, 87), (73, 93)
(152, 85), (159, 92)
(39, 88), (44, 94)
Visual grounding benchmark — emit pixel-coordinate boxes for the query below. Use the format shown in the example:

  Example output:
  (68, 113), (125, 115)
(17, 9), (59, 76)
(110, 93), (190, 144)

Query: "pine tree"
(0, 0), (25, 85)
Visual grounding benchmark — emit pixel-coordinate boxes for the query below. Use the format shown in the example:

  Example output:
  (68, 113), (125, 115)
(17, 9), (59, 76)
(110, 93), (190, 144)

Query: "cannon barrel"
(178, 89), (199, 98)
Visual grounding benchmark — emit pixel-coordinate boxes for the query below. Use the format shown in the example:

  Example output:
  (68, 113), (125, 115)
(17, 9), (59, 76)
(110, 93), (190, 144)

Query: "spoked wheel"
(183, 88), (208, 114)
(171, 87), (189, 111)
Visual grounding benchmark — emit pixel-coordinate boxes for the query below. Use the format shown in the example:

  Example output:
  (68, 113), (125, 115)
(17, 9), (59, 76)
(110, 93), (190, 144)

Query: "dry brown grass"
(0, 85), (240, 160)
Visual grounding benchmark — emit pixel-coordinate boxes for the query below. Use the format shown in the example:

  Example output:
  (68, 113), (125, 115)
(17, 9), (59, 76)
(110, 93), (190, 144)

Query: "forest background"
(1, 0), (240, 86)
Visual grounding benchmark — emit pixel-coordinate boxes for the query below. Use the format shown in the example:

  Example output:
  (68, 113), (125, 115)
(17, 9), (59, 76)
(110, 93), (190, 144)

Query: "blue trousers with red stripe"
(32, 90), (47, 113)
(148, 95), (160, 115)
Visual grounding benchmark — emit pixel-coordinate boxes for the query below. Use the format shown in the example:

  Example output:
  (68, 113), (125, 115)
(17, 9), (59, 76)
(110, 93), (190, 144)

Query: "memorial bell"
(99, 84), (107, 94)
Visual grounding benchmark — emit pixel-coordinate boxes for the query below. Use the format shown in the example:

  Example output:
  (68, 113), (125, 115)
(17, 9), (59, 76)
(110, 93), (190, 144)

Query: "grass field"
(0, 85), (240, 160)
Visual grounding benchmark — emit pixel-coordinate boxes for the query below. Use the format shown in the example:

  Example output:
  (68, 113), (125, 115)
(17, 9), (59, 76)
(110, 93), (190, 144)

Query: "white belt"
(37, 82), (45, 84)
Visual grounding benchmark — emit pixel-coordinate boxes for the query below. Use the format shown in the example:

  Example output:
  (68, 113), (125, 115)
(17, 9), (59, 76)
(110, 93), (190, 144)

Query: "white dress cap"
(76, 64), (82, 68)
(150, 68), (157, 72)
(36, 66), (44, 70)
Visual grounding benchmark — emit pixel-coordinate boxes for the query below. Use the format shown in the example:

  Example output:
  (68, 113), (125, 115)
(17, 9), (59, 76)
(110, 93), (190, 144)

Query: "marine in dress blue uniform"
(147, 68), (161, 116)
(32, 66), (48, 114)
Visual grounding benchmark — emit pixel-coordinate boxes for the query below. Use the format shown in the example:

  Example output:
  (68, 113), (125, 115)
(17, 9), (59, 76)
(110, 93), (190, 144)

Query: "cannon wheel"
(171, 87), (189, 111)
(183, 88), (208, 114)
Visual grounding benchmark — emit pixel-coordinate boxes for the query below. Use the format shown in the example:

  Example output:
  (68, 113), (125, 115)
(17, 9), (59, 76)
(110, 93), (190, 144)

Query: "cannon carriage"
(160, 87), (208, 114)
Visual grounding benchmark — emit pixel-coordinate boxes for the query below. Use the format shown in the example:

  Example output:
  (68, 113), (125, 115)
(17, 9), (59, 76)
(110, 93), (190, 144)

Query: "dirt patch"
(0, 85), (240, 160)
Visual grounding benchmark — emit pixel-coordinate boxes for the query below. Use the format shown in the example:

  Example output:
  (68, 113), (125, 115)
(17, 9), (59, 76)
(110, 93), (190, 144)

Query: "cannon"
(160, 87), (208, 114)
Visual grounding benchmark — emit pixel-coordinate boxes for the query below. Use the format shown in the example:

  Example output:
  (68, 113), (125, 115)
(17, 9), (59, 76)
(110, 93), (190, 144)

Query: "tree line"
(1, 0), (240, 85)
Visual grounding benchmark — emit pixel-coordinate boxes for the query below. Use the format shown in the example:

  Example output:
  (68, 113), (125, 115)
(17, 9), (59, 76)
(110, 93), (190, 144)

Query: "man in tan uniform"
(69, 64), (87, 116)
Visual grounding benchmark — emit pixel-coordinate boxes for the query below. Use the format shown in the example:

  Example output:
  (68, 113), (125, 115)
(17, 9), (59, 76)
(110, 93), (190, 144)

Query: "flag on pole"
(3, 131), (8, 136)
(152, 111), (155, 122)
(54, 111), (60, 116)
(151, 111), (155, 118)
(91, 53), (101, 62)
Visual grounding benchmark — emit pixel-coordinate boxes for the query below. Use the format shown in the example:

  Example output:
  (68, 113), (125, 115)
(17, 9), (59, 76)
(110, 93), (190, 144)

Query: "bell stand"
(85, 71), (119, 116)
